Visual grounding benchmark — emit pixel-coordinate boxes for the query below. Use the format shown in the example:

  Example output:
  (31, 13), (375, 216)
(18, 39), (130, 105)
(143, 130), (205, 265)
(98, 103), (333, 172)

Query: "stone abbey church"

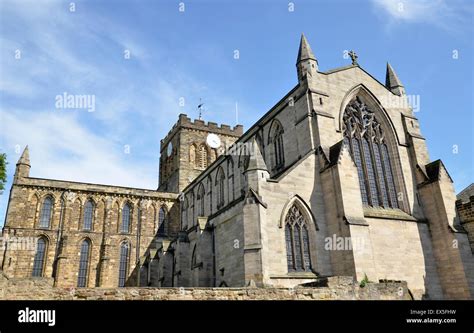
(2, 35), (473, 300)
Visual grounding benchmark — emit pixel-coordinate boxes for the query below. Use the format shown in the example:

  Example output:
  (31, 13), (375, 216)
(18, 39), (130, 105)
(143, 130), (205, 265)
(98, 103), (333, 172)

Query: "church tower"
(158, 114), (243, 193)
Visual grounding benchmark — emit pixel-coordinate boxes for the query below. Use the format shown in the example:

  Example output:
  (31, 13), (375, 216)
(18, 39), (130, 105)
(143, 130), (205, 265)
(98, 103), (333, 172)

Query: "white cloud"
(372, 0), (444, 21)
(0, 0), (246, 225)
(371, 0), (473, 33)
(2, 109), (157, 189)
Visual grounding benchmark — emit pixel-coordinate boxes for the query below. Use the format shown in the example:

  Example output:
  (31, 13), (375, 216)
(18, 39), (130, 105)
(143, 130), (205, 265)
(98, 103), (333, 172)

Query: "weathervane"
(197, 98), (204, 120)
(348, 50), (358, 65)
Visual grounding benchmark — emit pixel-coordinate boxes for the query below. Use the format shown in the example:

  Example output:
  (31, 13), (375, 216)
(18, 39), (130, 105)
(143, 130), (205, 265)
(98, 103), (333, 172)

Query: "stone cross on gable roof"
(348, 50), (358, 65)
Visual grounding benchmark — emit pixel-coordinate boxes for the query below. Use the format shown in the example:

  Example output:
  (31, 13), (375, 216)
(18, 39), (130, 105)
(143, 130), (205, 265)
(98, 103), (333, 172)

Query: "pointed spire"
(385, 62), (405, 96)
(297, 33), (317, 63)
(296, 34), (318, 82)
(17, 145), (30, 166)
(14, 145), (30, 182)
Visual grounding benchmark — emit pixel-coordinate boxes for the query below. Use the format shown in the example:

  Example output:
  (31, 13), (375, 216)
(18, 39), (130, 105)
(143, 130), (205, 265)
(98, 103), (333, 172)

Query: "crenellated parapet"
(160, 114), (243, 150)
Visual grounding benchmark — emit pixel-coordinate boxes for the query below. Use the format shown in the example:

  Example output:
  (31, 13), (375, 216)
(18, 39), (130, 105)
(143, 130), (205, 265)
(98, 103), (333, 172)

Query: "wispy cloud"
(2, 109), (156, 189)
(0, 0), (245, 224)
(371, 0), (473, 34)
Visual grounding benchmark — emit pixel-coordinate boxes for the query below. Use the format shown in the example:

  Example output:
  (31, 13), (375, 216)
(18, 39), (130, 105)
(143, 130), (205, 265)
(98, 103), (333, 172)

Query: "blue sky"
(0, 0), (473, 225)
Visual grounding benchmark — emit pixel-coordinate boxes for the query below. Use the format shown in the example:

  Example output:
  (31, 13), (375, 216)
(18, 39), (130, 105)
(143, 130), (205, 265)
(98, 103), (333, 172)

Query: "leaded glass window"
(302, 226), (311, 271)
(77, 239), (90, 287)
(157, 207), (167, 236)
(382, 144), (398, 208)
(227, 158), (234, 202)
(83, 200), (94, 230)
(343, 96), (399, 209)
(32, 237), (47, 277)
(285, 204), (312, 272)
(197, 184), (205, 216)
(285, 224), (293, 271)
(121, 203), (131, 233)
(207, 176), (213, 214)
(39, 196), (53, 228)
(269, 120), (284, 170)
(118, 242), (129, 287)
(216, 167), (225, 209)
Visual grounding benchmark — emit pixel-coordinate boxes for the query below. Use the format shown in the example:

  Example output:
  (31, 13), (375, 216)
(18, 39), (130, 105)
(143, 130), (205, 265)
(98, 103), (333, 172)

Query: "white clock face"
(167, 142), (173, 156)
(206, 133), (221, 149)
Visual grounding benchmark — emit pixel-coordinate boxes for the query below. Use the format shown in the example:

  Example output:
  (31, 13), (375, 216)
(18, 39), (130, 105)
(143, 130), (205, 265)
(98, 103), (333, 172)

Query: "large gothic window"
(216, 167), (225, 209)
(157, 207), (168, 236)
(269, 120), (284, 171)
(39, 196), (53, 228)
(121, 203), (131, 233)
(285, 204), (312, 272)
(77, 239), (91, 287)
(197, 184), (205, 216)
(343, 96), (399, 209)
(118, 241), (129, 287)
(32, 237), (47, 277)
(83, 200), (94, 231)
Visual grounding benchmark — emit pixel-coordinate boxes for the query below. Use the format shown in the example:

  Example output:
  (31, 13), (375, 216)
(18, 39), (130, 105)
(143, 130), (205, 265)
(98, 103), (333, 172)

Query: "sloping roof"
(424, 159), (453, 184)
(457, 183), (474, 203)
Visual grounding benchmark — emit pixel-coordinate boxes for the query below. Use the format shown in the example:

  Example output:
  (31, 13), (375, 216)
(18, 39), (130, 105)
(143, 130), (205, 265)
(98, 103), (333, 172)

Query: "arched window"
(285, 204), (312, 272)
(189, 144), (196, 167)
(197, 184), (205, 216)
(198, 144), (208, 169)
(39, 196), (53, 228)
(207, 176), (213, 214)
(216, 167), (225, 209)
(77, 239), (91, 287)
(118, 242), (129, 287)
(157, 207), (167, 237)
(342, 96), (398, 208)
(227, 158), (234, 202)
(269, 120), (284, 171)
(83, 200), (94, 230)
(121, 203), (131, 233)
(32, 237), (47, 277)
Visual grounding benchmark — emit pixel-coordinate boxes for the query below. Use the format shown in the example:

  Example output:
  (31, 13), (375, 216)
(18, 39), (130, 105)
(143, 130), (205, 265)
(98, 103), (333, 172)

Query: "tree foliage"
(0, 153), (7, 193)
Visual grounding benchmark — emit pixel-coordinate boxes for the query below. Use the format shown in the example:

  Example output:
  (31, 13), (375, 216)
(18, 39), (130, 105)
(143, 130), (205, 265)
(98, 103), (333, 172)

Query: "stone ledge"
(363, 207), (419, 222)
(0, 274), (410, 300)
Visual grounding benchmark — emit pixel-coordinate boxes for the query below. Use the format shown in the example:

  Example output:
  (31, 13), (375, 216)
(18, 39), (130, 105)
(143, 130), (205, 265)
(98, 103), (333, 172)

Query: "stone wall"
(0, 274), (410, 300)
(158, 113), (242, 193)
(457, 197), (474, 252)
(1, 176), (178, 288)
